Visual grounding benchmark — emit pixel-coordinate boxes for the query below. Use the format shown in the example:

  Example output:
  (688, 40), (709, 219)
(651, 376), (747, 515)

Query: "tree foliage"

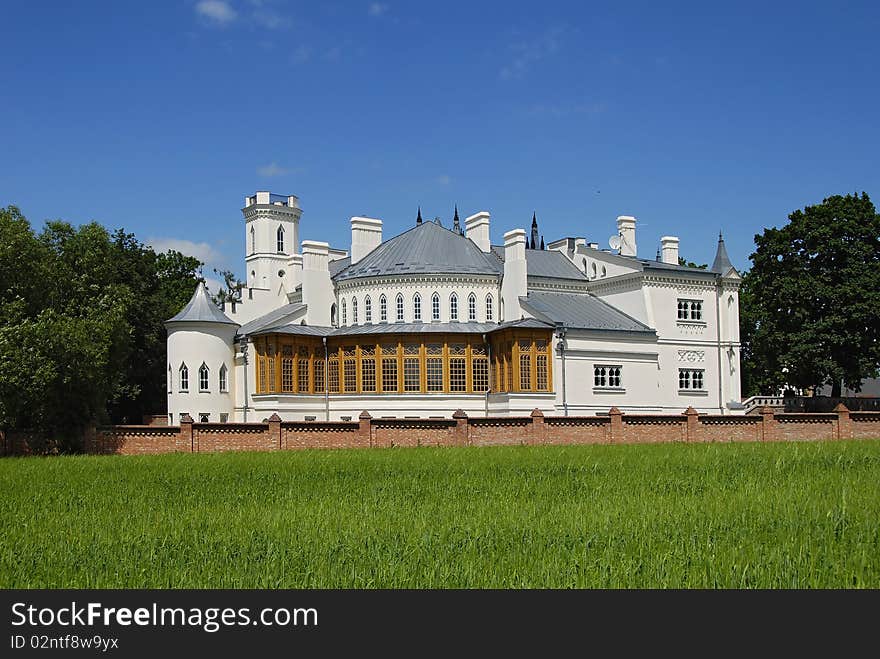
(0, 206), (202, 446)
(677, 256), (707, 269)
(740, 192), (880, 396)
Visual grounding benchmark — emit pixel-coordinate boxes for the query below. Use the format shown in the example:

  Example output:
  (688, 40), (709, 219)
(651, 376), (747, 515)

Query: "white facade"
(166, 191), (743, 423)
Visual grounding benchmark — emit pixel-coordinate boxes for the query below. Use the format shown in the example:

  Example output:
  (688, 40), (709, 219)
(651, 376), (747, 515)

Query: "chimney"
(660, 236), (680, 265)
(616, 216), (637, 257)
(465, 211), (491, 253)
(350, 217), (382, 265)
(301, 240), (333, 326)
(500, 229), (527, 321)
(288, 253), (303, 291)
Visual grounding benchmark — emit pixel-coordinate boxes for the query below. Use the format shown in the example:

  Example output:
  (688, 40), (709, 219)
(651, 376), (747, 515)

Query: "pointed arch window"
(167, 364), (172, 393)
(331, 303), (337, 327)
(413, 293), (422, 322)
(468, 293), (477, 321)
(365, 295), (372, 323)
(352, 297), (358, 324)
(450, 293), (459, 321)
(396, 293), (404, 322)
(179, 363), (189, 392)
(277, 225), (285, 253)
(485, 294), (494, 322)
(341, 298), (347, 325)
(380, 294), (387, 322)
(250, 226), (256, 254)
(432, 293), (440, 321)
(219, 364), (228, 393)
(199, 363), (210, 392)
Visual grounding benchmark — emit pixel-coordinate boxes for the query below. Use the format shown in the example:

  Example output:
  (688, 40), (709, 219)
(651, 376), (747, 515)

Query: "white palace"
(165, 191), (743, 423)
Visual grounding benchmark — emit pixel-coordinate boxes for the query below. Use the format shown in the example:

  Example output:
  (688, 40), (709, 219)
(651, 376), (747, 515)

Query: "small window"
(413, 293), (422, 322)
(167, 364), (172, 393)
(450, 293), (458, 321)
(352, 297), (358, 324)
(591, 263), (597, 279)
(199, 413), (209, 423)
(179, 363), (189, 392)
(341, 298), (347, 325)
(331, 303), (337, 327)
(380, 294), (387, 322)
(432, 293), (440, 321)
(679, 368), (705, 390)
(677, 299), (703, 321)
(250, 226), (255, 254)
(396, 293), (404, 322)
(485, 294), (493, 322)
(594, 365), (621, 388)
(276, 225), (285, 253)
(219, 413), (228, 423)
(199, 363), (209, 392)
(364, 295), (372, 323)
(219, 364), (228, 392)
(601, 266), (607, 278)
(468, 293), (477, 321)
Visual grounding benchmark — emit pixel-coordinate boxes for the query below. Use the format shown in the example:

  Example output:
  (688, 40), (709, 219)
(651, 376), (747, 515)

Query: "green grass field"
(2, 441), (878, 588)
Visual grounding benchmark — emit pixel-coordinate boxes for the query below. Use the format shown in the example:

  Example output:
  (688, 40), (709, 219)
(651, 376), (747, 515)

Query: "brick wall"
(4, 406), (880, 457)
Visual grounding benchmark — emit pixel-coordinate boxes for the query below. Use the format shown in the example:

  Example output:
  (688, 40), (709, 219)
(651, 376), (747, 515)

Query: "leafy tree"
(211, 267), (245, 306)
(678, 257), (707, 269)
(740, 192), (880, 397)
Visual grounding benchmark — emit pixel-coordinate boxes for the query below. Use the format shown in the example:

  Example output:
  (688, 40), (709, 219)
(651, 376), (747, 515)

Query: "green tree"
(211, 268), (244, 307)
(678, 257), (707, 269)
(740, 192), (880, 397)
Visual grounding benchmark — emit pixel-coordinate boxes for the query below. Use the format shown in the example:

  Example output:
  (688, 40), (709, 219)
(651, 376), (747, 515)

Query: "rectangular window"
(282, 346), (294, 392)
(298, 355), (309, 393)
(258, 358), (266, 393)
(472, 357), (489, 392)
(677, 299), (704, 321)
(426, 357), (443, 392)
(382, 357), (398, 392)
(519, 353), (531, 390)
(536, 354), (548, 391)
(314, 360), (325, 393)
(344, 358), (357, 392)
(450, 357), (466, 392)
(404, 357), (420, 392)
(361, 358), (376, 392)
(679, 368), (705, 390)
(219, 413), (228, 423)
(267, 348), (276, 393)
(328, 357), (339, 393)
(594, 365), (621, 388)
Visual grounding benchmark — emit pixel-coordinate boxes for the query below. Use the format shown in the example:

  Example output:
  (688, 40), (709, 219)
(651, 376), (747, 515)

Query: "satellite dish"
(609, 235), (622, 251)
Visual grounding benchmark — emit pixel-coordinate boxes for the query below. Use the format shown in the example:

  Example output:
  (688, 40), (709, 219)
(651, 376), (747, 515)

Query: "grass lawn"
(1, 440), (878, 588)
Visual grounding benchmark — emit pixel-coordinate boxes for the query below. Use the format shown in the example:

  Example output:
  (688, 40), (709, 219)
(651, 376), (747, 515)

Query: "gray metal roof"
(166, 282), (239, 326)
(640, 259), (714, 275)
(236, 302), (307, 336)
(329, 256), (351, 277)
(490, 246), (588, 280)
(330, 321), (499, 336)
(710, 234), (734, 274)
(334, 221), (501, 281)
(248, 323), (334, 338)
(520, 291), (655, 333)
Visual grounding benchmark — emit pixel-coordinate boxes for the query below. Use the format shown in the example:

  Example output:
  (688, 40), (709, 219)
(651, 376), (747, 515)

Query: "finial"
(416, 206), (422, 225)
(540, 236), (545, 250)
(453, 204), (461, 233)
(532, 211), (537, 227)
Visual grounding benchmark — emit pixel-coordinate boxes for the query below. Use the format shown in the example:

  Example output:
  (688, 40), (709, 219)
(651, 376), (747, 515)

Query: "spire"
(710, 230), (734, 274)
(416, 206), (422, 225)
(453, 205), (461, 234)
(530, 212), (540, 249)
(525, 235), (531, 250)
(165, 281), (238, 326)
(540, 235), (545, 250)
(656, 247), (661, 262)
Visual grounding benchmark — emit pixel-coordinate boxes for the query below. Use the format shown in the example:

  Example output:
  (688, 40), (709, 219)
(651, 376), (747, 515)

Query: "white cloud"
(368, 3), (389, 16)
(253, 8), (291, 29)
(195, 0), (238, 25)
(147, 238), (223, 265)
(258, 162), (289, 177)
(500, 26), (566, 80)
(435, 175), (452, 186)
(203, 277), (225, 297)
(290, 45), (312, 64)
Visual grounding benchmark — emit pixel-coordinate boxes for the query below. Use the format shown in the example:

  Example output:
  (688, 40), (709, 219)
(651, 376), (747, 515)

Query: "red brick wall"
(5, 406), (878, 457)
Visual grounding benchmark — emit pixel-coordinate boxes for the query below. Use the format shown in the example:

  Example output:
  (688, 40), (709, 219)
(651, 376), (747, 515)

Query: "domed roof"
(165, 281), (239, 326)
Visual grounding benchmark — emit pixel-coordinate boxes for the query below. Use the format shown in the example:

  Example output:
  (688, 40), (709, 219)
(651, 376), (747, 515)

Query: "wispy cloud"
(257, 162), (293, 177)
(500, 26), (567, 80)
(195, 0), (238, 26)
(435, 175), (452, 186)
(368, 3), (389, 16)
(147, 238), (224, 265)
(290, 44), (312, 64)
(253, 6), (291, 29)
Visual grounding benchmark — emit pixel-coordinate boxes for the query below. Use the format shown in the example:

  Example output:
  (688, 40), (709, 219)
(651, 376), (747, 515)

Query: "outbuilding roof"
(520, 291), (654, 333)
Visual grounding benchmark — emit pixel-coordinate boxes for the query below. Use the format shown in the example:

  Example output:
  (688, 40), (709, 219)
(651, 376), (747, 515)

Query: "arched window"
(468, 293), (477, 321)
(277, 225), (285, 253)
(582, 258), (587, 273)
(365, 295), (372, 323)
(331, 303), (337, 327)
(341, 298), (347, 325)
(179, 363), (189, 392)
(380, 294), (387, 322)
(352, 297), (358, 324)
(396, 293), (404, 322)
(485, 294), (494, 322)
(601, 265), (607, 278)
(167, 364), (172, 393)
(199, 363), (209, 392)
(432, 293), (440, 321)
(591, 263), (597, 279)
(450, 293), (458, 321)
(250, 226), (255, 254)
(413, 293), (422, 322)
(219, 364), (228, 392)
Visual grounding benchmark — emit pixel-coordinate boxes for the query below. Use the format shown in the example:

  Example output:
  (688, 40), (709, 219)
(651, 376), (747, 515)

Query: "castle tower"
(242, 191), (302, 292)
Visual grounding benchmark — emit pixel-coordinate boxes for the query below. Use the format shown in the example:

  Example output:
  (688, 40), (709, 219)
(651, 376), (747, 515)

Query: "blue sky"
(2, 1), (878, 288)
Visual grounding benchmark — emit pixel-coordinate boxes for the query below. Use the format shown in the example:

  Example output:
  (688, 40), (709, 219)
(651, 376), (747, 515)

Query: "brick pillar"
(609, 407), (623, 444)
(268, 413), (282, 450)
(359, 410), (373, 448)
(180, 413), (194, 452)
(452, 409), (469, 446)
(529, 408), (545, 445)
(684, 406), (699, 442)
(760, 406), (775, 442)
(834, 403), (852, 441)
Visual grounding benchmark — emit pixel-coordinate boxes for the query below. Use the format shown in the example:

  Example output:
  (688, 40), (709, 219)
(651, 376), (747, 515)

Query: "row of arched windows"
(172, 362), (228, 393)
(249, 225), (287, 255)
(339, 292), (494, 326)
